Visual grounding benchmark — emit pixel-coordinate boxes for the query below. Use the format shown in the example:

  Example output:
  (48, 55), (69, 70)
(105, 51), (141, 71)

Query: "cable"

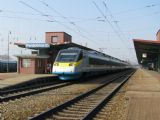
(115, 3), (159, 15)
(39, 0), (103, 45)
(0, 9), (105, 22)
(93, 1), (135, 60)
(19, 0), (105, 48)
(0, 15), (55, 22)
(103, 1), (134, 54)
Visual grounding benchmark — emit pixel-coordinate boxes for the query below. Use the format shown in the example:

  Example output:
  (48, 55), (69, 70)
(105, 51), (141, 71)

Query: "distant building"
(45, 32), (72, 44)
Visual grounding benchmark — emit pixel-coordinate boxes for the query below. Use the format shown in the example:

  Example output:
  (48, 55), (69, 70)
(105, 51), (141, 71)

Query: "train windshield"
(56, 50), (79, 62)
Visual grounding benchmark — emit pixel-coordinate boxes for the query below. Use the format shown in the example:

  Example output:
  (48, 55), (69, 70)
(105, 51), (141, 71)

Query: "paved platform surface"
(126, 69), (160, 120)
(0, 73), (55, 89)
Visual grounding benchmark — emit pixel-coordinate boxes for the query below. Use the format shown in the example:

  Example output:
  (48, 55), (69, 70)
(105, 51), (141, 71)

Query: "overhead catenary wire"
(39, 0), (104, 47)
(93, 1), (135, 59)
(19, 0), (106, 48)
(0, 15), (55, 22)
(102, 1), (134, 54)
(0, 9), (106, 22)
(102, 1), (159, 59)
(39, 0), (82, 33)
(115, 3), (159, 15)
(0, 14), (100, 23)
(0, 2), (158, 24)
(92, 2), (126, 47)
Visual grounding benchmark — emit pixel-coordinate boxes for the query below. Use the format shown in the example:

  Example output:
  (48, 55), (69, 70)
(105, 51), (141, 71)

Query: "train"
(52, 47), (130, 80)
(0, 60), (17, 72)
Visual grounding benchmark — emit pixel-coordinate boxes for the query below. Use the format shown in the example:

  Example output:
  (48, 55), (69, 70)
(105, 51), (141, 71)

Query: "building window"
(22, 59), (31, 68)
(51, 36), (58, 43)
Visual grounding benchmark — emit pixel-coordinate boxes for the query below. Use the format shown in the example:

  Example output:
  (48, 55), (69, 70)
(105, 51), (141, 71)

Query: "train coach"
(0, 60), (17, 72)
(52, 47), (130, 80)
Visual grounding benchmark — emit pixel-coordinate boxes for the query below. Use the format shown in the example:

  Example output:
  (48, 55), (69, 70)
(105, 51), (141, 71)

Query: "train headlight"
(69, 63), (74, 66)
(54, 63), (59, 66)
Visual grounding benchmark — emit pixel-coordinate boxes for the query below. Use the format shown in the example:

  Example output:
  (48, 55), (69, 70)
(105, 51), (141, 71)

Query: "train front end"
(52, 48), (83, 80)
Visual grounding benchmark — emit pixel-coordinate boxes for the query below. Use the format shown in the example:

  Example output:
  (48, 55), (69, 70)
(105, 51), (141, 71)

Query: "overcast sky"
(0, 0), (159, 64)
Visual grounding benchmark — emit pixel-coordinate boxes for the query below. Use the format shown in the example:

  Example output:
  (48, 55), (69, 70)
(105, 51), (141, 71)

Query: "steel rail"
(82, 70), (135, 120)
(0, 82), (73, 103)
(0, 71), (124, 103)
(0, 76), (60, 96)
(28, 70), (134, 120)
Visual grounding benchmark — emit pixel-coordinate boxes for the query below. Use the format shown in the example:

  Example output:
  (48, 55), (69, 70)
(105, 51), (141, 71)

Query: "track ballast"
(29, 69), (135, 120)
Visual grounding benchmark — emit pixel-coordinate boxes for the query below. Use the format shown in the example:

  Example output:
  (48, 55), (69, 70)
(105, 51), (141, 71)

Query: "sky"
(0, 0), (159, 64)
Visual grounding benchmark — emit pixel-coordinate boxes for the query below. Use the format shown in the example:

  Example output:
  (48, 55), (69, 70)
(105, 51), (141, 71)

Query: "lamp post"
(7, 31), (11, 72)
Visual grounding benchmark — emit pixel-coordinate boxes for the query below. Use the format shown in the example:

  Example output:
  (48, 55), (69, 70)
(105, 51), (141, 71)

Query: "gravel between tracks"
(0, 79), (104, 120)
(94, 81), (130, 120)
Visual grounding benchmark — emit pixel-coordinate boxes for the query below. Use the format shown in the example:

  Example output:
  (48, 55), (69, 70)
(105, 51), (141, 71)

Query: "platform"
(0, 73), (55, 89)
(126, 69), (160, 120)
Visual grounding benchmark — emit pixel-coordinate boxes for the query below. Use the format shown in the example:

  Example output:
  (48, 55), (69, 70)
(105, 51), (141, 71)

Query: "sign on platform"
(26, 43), (50, 48)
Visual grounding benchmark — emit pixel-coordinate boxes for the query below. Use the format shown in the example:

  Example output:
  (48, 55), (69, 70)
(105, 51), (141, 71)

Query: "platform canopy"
(133, 39), (160, 71)
(14, 42), (92, 51)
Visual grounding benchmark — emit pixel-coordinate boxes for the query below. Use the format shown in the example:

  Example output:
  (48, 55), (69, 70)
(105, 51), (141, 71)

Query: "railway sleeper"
(74, 101), (99, 106)
(56, 112), (86, 117)
(52, 114), (81, 120)
(73, 101), (97, 105)
(96, 112), (108, 117)
(66, 107), (91, 112)
(71, 104), (96, 108)
(94, 115), (107, 119)
(68, 106), (94, 111)
(62, 109), (88, 114)
(78, 98), (102, 101)
(75, 99), (101, 104)
(82, 97), (101, 100)
(99, 108), (111, 113)
(94, 118), (107, 120)
(75, 101), (99, 105)
(93, 93), (109, 96)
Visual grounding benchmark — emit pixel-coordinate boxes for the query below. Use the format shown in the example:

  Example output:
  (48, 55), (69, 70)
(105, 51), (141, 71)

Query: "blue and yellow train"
(52, 47), (130, 80)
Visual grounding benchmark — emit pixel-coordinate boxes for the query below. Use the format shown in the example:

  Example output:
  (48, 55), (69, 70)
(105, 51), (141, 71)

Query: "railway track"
(0, 71), (129, 103)
(0, 72), (116, 103)
(0, 72), (117, 103)
(0, 76), (60, 96)
(0, 81), (74, 103)
(29, 69), (135, 120)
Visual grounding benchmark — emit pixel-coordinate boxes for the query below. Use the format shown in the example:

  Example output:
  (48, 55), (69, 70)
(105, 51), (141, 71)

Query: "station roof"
(14, 42), (92, 51)
(133, 39), (160, 64)
(50, 42), (92, 51)
(15, 55), (50, 59)
(14, 42), (26, 48)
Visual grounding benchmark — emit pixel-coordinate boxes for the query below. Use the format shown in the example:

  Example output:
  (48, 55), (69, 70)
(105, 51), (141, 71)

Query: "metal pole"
(7, 31), (11, 72)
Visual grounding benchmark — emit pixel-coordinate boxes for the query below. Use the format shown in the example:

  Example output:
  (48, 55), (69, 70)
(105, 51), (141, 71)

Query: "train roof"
(88, 50), (122, 60)
(61, 47), (129, 64)
(0, 60), (17, 63)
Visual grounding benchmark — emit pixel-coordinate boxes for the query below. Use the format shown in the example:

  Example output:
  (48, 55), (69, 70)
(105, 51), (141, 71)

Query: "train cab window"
(56, 52), (78, 62)
(77, 52), (83, 61)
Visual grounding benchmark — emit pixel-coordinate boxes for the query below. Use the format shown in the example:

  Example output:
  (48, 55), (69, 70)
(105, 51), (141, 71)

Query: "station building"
(133, 29), (160, 72)
(15, 32), (91, 74)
